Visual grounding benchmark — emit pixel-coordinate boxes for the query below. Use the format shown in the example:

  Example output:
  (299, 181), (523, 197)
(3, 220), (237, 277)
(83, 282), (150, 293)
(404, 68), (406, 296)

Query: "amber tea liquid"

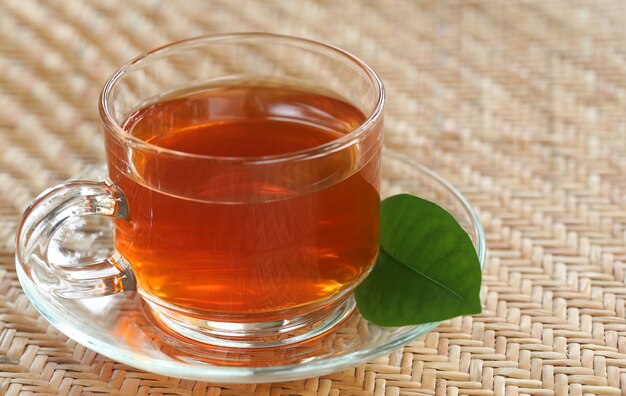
(107, 83), (380, 322)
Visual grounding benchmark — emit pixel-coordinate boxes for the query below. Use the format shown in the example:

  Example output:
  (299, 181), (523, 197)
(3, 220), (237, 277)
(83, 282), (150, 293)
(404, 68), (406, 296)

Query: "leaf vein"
(381, 246), (465, 302)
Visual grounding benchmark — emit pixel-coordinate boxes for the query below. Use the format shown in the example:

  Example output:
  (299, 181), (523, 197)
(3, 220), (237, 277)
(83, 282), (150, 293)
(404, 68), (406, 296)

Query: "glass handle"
(16, 180), (136, 298)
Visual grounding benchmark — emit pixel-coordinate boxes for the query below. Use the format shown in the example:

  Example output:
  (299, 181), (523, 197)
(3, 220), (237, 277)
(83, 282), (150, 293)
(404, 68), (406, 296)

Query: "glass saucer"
(16, 150), (485, 383)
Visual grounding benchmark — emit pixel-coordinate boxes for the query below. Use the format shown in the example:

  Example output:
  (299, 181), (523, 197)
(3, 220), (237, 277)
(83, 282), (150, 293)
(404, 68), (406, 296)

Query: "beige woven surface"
(1, 0), (626, 394)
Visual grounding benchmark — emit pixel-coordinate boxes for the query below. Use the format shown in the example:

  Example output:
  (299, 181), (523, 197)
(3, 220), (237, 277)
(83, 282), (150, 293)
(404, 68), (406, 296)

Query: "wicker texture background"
(1, 0), (626, 395)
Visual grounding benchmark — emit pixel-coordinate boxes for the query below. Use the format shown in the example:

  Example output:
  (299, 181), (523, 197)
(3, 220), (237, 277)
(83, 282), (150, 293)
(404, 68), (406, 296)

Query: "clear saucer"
(16, 150), (485, 383)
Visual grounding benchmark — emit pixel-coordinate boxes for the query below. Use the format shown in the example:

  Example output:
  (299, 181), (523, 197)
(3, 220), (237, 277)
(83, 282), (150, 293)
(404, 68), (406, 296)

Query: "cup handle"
(16, 179), (136, 298)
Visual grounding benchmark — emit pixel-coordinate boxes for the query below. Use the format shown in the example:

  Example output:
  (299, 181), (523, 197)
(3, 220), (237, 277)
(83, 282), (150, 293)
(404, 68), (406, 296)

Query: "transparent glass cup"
(16, 33), (385, 347)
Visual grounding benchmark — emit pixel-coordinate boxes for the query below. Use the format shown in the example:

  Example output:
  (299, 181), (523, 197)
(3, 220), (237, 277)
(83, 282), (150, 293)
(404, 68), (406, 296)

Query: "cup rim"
(99, 32), (385, 164)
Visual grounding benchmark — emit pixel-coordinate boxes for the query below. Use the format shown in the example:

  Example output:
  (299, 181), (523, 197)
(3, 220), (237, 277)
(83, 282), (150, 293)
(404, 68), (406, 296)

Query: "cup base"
(145, 298), (356, 348)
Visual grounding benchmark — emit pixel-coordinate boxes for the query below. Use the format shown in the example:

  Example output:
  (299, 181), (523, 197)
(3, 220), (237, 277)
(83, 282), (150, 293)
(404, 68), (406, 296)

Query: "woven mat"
(2, 0), (626, 394)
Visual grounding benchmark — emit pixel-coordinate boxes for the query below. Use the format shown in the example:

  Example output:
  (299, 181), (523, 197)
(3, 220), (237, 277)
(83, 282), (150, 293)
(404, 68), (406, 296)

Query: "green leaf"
(355, 194), (482, 326)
